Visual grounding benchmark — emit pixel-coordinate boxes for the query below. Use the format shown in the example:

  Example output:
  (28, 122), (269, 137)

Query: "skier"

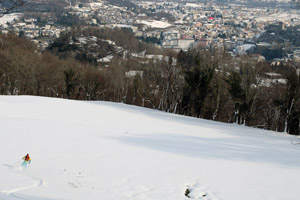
(22, 154), (31, 168)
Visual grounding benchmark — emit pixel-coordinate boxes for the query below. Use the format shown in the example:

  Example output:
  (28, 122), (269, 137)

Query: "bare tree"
(0, 0), (24, 16)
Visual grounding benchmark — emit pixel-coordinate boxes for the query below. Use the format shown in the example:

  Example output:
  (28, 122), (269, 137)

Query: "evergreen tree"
(226, 63), (262, 125)
(183, 64), (215, 118)
(64, 68), (77, 99)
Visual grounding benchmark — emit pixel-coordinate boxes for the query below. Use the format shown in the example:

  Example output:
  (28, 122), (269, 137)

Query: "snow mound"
(0, 96), (300, 200)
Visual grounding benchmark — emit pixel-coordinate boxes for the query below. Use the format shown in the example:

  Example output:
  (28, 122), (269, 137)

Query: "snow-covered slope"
(0, 96), (300, 200)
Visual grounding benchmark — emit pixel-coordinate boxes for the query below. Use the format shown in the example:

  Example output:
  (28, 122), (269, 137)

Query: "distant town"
(1, 0), (300, 64)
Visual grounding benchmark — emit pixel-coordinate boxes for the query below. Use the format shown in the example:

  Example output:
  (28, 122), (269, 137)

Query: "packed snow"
(0, 96), (300, 200)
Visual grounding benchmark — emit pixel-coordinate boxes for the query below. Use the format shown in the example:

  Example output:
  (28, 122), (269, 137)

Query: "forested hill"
(258, 24), (300, 47)
(47, 27), (161, 64)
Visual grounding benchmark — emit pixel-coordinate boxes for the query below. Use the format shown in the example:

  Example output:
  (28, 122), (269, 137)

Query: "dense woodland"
(0, 32), (300, 135)
(48, 27), (161, 63)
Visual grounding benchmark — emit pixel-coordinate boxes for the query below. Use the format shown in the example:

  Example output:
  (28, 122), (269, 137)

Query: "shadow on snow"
(111, 133), (300, 168)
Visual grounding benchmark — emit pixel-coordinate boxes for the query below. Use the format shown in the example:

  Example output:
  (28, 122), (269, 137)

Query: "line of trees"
(1, 34), (300, 135)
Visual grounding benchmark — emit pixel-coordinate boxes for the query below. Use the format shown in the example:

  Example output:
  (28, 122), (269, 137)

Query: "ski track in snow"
(1, 164), (43, 199)
(2, 176), (43, 195)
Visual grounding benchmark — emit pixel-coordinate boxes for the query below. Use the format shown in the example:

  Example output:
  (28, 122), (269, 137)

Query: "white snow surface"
(0, 96), (300, 200)
(0, 13), (22, 25)
(136, 20), (172, 28)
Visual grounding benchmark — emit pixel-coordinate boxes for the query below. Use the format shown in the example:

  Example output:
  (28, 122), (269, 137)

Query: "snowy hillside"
(0, 96), (300, 200)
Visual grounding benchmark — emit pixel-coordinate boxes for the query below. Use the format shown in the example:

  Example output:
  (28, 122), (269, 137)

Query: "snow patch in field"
(256, 12), (300, 22)
(136, 20), (172, 28)
(0, 13), (22, 25)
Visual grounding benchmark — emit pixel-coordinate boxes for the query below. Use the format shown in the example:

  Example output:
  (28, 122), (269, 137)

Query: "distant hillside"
(47, 27), (161, 65)
(258, 24), (300, 47)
